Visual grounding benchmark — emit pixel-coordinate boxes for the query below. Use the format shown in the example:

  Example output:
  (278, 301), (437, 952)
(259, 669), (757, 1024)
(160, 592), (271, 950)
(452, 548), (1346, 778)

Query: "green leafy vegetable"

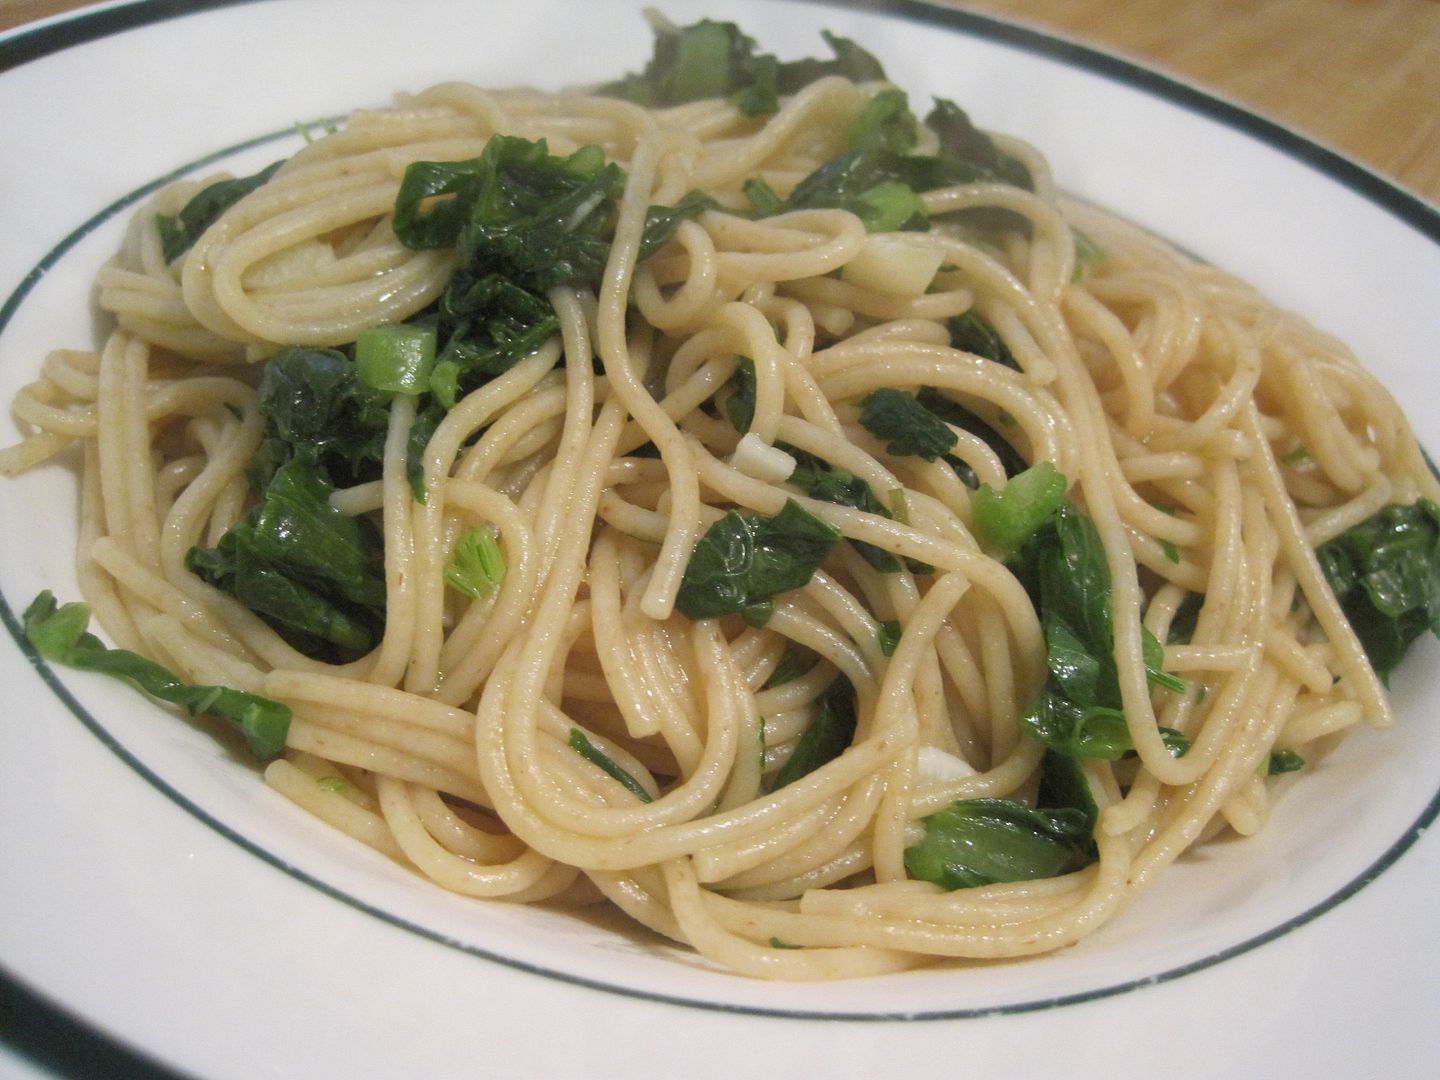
(1016, 503), (1186, 761)
(394, 137), (624, 288)
(156, 160), (282, 262)
(427, 274), (561, 408)
(355, 324), (437, 395)
(764, 643), (818, 688)
(785, 446), (919, 572)
(947, 309), (1018, 370)
(971, 461), (1067, 555)
(877, 619), (902, 657)
(1266, 749), (1306, 775)
(392, 136), (707, 410)
(924, 98), (1032, 191)
(858, 388), (957, 462)
(568, 728), (653, 802)
(742, 177), (786, 217)
(769, 94), (1034, 234)
(599, 20), (886, 115)
(904, 797), (1094, 890)
(252, 346), (391, 488)
(445, 526), (506, 599)
(1167, 592), (1204, 646)
(848, 88), (920, 154)
(186, 452), (387, 663)
(724, 356), (757, 435)
(1316, 499), (1440, 681)
(915, 387), (1030, 483)
(676, 499), (841, 627)
(23, 591), (291, 760)
(772, 675), (857, 788)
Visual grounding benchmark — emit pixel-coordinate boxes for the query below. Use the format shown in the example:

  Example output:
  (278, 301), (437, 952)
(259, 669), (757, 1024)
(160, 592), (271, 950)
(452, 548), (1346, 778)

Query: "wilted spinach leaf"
(676, 499), (840, 626)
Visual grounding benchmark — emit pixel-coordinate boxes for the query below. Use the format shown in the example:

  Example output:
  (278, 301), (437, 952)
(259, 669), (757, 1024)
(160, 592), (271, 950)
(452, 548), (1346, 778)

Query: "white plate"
(2, 1), (1439, 1077)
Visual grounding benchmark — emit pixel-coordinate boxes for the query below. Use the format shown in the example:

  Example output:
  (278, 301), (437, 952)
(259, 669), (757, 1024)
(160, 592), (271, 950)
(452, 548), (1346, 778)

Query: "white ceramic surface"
(2, 1), (1438, 1077)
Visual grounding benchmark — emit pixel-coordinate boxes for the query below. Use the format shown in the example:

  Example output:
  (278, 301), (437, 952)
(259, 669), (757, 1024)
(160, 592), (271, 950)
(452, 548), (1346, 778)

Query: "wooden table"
(4, 0), (1438, 205)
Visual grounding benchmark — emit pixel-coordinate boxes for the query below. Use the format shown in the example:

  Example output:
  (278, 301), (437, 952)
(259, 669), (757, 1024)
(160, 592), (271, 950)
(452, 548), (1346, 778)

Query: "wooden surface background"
(3, 0), (1438, 205)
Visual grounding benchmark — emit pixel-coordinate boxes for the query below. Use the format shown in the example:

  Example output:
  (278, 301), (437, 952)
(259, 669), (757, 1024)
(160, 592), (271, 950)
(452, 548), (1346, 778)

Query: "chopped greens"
(785, 446), (918, 573)
(155, 160), (282, 262)
(427, 275), (561, 409)
(392, 136), (708, 409)
(444, 526), (506, 599)
(676, 499), (841, 627)
(393, 138), (625, 288)
(1316, 499), (1440, 681)
(904, 797), (1094, 890)
(568, 728), (653, 802)
(23, 591), (291, 760)
(849, 88), (920, 154)
(971, 461), (1067, 556)
(772, 675), (858, 788)
(877, 619), (902, 657)
(251, 345), (391, 489)
(599, 20), (885, 115)
(355, 324), (437, 395)
(858, 388), (958, 462)
(724, 356), (757, 435)
(1016, 502), (1186, 761)
(856, 386), (1031, 489)
(762, 93), (1034, 234)
(187, 451), (387, 663)
(947, 309), (1018, 370)
(764, 643), (819, 688)
(1266, 749), (1306, 776)
(915, 387), (1030, 481)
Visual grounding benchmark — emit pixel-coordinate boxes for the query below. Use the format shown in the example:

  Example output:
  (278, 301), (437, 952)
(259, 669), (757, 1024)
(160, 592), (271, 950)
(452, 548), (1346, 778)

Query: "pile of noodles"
(3, 70), (1435, 979)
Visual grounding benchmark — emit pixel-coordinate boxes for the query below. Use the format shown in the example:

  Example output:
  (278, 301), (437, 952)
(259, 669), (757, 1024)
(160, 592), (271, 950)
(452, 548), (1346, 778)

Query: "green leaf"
(1266, 749), (1306, 775)
(186, 452), (386, 663)
(858, 388), (957, 462)
(429, 273), (560, 407)
(923, 98), (1032, 191)
(914, 387), (1029, 483)
(785, 446), (912, 573)
(724, 356), (757, 435)
(1316, 499), (1440, 681)
(23, 591), (291, 760)
(568, 729), (653, 802)
(742, 177), (785, 217)
(947, 310), (1018, 370)
(156, 160), (282, 262)
(676, 499), (841, 626)
(847, 89), (919, 154)
(598, 20), (887, 114)
(772, 676), (857, 788)
(255, 346), (391, 488)
(764, 643), (818, 688)
(877, 619), (902, 657)
(851, 180), (929, 233)
(1015, 502), (1185, 761)
(904, 798), (1093, 890)
(638, 189), (719, 257)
